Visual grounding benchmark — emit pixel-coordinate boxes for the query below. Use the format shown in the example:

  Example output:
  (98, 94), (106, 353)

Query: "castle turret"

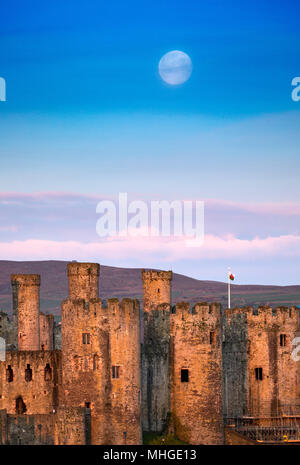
(142, 270), (172, 312)
(67, 262), (100, 301)
(141, 269), (172, 432)
(11, 274), (40, 351)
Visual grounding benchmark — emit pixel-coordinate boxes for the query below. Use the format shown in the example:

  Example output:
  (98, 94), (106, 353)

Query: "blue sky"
(0, 1), (300, 284)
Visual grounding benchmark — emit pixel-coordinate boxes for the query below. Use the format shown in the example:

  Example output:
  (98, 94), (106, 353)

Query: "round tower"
(11, 274), (40, 351)
(67, 262), (100, 301)
(141, 269), (172, 312)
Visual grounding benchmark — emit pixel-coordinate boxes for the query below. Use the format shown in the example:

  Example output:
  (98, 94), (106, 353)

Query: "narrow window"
(255, 367), (263, 381)
(209, 331), (216, 345)
(85, 402), (91, 409)
(82, 333), (90, 344)
(16, 396), (26, 414)
(41, 344), (45, 351)
(112, 365), (120, 379)
(6, 365), (13, 382)
(157, 288), (160, 294)
(280, 334), (287, 347)
(181, 369), (189, 382)
(93, 354), (99, 370)
(44, 363), (52, 381)
(25, 364), (32, 382)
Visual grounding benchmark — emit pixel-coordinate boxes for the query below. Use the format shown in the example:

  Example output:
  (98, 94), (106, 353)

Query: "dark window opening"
(181, 369), (189, 382)
(85, 402), (91, 409)
(6, 365), (13, 382)
(255, 367), (263, 381)
(82, 333), (90, 344)
(41, 344), (45, 351)
(209, 331), (216, 345)
(16, 396), (26, 414)
(25, 364), (32, 382)
(280, 334), (287, 347)
(93, 354), (99, 371)
(112, 365), (120, 379)
(44, 363), (52, 381)
(157, 288), (160, 294)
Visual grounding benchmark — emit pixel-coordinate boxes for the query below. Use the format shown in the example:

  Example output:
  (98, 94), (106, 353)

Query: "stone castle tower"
(11, 274), (41, 351)
(170, 302), (223, 444)
(61, 262), (142, 444)
(141, 269), (172, 432)
(223, 306), (300, 419)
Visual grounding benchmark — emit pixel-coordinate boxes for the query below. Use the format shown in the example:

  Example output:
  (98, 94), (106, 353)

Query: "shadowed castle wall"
(141, 270), (172, 433)
(0, 407), (86, 445)
(170, 302), (223, 445)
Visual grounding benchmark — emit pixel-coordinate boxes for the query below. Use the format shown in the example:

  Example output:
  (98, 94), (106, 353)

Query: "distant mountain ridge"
(0, 260), (299, 316)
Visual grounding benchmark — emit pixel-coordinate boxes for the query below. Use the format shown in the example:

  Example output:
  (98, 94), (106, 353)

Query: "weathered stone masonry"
(62, 262), (142, 445)
(141, 270), (172, 433)
(223, 305), (300, 418)
(170, 302), (223, 445)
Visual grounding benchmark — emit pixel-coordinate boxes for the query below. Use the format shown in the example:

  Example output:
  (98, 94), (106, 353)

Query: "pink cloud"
(0, 234), (299, 263)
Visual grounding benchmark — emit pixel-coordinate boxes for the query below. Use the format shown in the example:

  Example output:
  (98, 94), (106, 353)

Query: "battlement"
(11, 274), (40, 286)
(223, 305), (300, 328)
(141, 269), (172, 282)
(171, 301), (221, 322)
(62, 297), (139, 322)
(3, 349), (61, 365)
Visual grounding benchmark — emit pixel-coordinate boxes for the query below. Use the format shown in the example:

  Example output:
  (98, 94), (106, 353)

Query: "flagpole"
(228, 267), (231, 309)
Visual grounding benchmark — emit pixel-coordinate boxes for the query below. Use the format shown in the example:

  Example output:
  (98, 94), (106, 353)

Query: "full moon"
(158, 50), (192, 85)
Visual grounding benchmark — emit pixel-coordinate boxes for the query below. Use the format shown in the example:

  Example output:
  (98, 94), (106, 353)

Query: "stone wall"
(0, 407), (86, 445)
(0, 350), (61, 415)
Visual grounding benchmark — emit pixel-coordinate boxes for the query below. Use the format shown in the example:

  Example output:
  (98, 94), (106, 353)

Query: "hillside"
(0, 260), (299, 317)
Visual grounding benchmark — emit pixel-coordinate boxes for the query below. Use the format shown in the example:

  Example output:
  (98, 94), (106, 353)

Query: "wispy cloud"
(0, 234), (299, 262)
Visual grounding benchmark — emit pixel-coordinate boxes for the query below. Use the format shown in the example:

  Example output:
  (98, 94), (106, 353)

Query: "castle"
(0, 262), (299, 445)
